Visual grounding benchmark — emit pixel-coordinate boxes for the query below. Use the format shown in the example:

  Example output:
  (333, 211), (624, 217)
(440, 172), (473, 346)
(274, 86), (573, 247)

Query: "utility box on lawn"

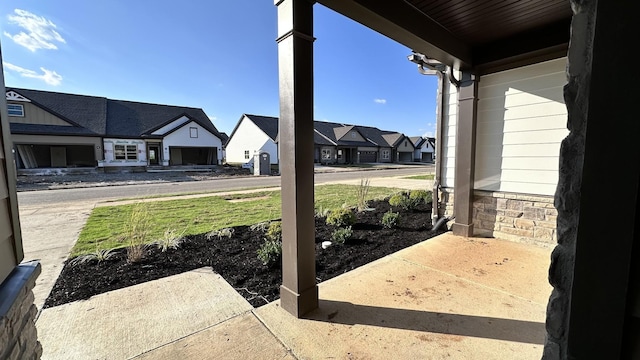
(253, 152), (270, 176)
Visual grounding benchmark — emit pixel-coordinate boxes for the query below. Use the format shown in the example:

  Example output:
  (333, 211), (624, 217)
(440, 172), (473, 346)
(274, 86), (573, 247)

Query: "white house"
(225, 114), (279, 165)
(409, 136), (435, 162)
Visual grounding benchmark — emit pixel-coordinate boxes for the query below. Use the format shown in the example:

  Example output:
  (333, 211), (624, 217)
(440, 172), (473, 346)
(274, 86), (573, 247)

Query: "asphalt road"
(17, 167), (432, 206)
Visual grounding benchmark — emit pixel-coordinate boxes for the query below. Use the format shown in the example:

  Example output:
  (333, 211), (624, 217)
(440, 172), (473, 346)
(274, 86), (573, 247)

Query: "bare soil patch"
(45, 199), (446, 308)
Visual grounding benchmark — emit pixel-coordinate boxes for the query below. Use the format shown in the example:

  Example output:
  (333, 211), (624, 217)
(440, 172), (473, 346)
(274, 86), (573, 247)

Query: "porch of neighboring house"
(14, 143), (97, 170)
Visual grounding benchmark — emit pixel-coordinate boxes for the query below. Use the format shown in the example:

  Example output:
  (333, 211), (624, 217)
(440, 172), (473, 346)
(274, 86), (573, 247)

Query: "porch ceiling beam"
(317, 0), (472, 70)
(275, 0), (319, 317)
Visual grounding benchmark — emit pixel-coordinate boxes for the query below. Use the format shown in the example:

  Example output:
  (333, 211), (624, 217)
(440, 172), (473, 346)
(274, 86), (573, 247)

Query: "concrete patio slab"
(134, 313), (294, 360)
(254, 234), (551, 360)
(36, 267), (252, 360)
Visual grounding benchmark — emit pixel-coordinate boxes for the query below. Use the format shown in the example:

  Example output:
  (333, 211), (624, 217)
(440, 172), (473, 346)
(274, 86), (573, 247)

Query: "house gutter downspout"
(408, 52), (459, 226)
(432, 70), (445, 226)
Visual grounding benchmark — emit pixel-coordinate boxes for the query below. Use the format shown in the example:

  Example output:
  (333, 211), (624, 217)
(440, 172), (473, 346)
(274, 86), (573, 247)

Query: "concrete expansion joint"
(251, 309), (297, 359)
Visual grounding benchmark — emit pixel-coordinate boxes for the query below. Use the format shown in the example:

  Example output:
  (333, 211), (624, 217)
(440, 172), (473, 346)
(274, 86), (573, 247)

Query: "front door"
(148, 145), (159, 165)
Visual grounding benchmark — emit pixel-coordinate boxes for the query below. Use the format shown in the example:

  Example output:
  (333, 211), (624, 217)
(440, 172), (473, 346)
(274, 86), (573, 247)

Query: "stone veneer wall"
(438, 188), (558, 247)
(473, 191), (557, 247)
(0, 262), (42, 360)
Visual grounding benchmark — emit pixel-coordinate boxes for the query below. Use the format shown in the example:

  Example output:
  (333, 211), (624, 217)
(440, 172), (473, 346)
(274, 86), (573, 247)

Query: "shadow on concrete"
(308, 299), (545, 345)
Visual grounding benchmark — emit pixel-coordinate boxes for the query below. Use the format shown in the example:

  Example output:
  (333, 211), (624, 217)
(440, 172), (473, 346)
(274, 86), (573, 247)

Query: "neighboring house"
(5, 88), (224, 171)
(225, 114), (279, 165)
(409, 136), (435, 162)
(225, 113), (415, 165)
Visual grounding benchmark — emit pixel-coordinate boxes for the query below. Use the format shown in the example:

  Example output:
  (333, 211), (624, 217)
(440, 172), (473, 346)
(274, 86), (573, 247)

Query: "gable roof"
(227, 114), (408, 149)
(409, 136), (426, 148)
(6, 88), (221, 139)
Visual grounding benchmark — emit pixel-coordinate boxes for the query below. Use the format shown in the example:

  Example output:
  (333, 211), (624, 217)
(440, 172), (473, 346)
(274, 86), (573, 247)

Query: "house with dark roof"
(225, 114), (279, 165)
(225, 113), (416, 166)
(5, 88), (224, 171)
(409, 136), (435, 162)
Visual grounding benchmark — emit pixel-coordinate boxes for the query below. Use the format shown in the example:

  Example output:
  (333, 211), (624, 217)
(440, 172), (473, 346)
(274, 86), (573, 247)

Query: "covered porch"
(35, 233), (552, 359)
(275, 0), (639, 358)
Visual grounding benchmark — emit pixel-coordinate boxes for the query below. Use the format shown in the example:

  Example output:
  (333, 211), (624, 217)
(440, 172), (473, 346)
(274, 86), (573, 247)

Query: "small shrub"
(382, 210), (400, 229)
(331, 226), (353, 245)
(70, 248), (117, 266)
(326, 208), (356, 227)
(206, 227), (235, 240)
(154, 228), (184, 252)
(125, 203), (151, 263)
(388, 193), (411, 211)
(314, 205), (331, 218)
(356, 178), (371, 212)
(409, 190), (432, 207)
(266, 221), (282, 241)
(249, 221), (270, 233)
(257, 239), (282, 266)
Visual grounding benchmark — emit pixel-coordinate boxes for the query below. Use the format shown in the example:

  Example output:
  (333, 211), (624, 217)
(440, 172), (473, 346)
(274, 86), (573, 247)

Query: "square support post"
(452, 72), (478, 237)
(275, 0), (318, 317)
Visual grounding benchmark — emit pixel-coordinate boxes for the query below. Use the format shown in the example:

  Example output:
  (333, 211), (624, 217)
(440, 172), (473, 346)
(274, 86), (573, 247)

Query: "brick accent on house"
(439, 188), (557, 247)
(0, 262), (42, 360)
(473, 190), (557, 247)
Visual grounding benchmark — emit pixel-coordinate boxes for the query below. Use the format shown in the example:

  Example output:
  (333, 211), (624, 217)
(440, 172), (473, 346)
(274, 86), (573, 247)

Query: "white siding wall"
(474, 58), (568, 196)
(441, 73), (457, 188)
(163, 121), (223, 164)
(151, 116), (190, 135)
(225, 116), (278, 164)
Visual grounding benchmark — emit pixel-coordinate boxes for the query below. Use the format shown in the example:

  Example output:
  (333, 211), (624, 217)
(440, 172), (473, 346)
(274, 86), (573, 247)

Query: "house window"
(350, 132), (356, 139)
(189, 127), (198, 138)
(321, 149), (332, 160)
(244, 150), (250, 159)
(115, 145), (138, 160)
(404, 140), (408, 147)
(382, 150), (390, 160)
(7, 104), (24, 117)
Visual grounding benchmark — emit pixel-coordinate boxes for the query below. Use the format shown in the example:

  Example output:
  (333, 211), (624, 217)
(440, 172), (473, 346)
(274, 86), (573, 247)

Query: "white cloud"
(4, 9), (66, 52)
(373, 98), (387, 104)
(422, 131), (434, 138)
(4, 62), (63, 86)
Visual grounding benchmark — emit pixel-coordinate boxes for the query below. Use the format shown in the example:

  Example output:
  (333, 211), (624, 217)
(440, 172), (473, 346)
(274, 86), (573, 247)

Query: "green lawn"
(403, 174), (435, 180)
(72, 184), (403, 256)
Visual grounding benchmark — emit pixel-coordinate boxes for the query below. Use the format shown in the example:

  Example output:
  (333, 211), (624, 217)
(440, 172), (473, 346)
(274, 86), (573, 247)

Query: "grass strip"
(402, 174), (435, 180)
(72, 184), (403, 256)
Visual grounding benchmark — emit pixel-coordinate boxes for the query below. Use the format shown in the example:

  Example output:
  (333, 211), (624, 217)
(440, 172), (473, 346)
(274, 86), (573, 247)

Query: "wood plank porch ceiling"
(318, 0), (573, 74)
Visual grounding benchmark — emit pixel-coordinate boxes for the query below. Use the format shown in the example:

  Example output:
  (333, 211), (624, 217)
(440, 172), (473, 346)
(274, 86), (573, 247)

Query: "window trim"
(244, 150), (250, 160)
(321, 148), (332, 160)
(114, 144), (138, 160)
(381, 149), (390, 160)
(189, 127), (198, 138)
(7, 104), (24, 117)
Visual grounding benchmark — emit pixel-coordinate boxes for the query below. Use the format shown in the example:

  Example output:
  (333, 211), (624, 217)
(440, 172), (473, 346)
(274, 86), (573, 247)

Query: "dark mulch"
(45, 200), (447, 308)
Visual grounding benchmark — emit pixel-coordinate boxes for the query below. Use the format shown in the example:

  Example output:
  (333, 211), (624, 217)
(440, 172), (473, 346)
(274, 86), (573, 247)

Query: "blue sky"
(0, 1), (438, 137)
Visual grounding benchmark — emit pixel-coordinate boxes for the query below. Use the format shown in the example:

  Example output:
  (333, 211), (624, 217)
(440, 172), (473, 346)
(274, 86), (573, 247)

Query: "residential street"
(17, 166), (432, 206)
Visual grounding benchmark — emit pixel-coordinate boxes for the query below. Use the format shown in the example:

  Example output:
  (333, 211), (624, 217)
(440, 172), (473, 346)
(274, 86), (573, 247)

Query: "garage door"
(359, 151), (377, 163)
(398, 152), (413, 162)
(421, 152), (433, 162)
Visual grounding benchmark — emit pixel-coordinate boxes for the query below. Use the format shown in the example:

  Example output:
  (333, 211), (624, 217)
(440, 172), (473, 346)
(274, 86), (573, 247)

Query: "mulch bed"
(45, 199), (447, 308)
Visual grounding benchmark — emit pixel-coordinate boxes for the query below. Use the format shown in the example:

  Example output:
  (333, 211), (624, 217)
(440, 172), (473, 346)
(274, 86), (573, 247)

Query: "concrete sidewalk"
(35, 233), (552, 359)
